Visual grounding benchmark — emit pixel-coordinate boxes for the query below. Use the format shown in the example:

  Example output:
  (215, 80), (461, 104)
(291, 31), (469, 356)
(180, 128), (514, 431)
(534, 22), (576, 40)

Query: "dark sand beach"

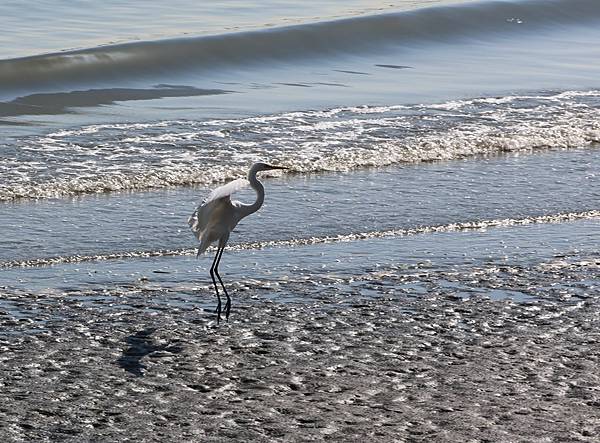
(2, 252), (599, 442)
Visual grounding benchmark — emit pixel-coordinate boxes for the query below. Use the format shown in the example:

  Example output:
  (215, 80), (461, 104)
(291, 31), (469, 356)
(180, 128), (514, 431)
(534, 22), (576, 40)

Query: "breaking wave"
(1, 0), (599, 93)
(1, 90), (599, 201)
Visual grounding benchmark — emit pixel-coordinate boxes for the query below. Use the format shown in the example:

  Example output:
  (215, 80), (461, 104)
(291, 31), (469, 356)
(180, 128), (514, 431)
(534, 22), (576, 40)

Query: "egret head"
(251, 162), (288, 173)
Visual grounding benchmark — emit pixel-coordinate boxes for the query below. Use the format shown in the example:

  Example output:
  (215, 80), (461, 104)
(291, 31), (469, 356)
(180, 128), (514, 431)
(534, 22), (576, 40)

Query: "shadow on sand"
(117, 327), (167, 377)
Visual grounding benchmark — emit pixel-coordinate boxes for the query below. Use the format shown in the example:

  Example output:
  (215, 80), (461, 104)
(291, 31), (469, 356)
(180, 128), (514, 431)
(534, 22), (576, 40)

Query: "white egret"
(188, 162), (287, 322)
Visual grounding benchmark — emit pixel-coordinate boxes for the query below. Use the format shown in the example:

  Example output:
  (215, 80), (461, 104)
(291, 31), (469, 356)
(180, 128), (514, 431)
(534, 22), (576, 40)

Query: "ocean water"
(1, 0), (599, 316)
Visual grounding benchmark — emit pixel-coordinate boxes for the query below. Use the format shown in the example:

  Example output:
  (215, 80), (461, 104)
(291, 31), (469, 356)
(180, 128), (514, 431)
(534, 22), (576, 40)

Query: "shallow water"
(0, 146), (598, 264)
(1, 0), (599, 312)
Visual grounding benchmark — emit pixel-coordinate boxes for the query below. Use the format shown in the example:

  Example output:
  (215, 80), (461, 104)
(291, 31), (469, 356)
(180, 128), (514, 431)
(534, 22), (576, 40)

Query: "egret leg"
(213, 246), (231, 320)
(209, 248), (222, 323)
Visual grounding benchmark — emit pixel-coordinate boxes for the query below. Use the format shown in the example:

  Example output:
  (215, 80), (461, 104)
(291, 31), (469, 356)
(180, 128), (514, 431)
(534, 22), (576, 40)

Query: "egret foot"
(224, 299), (231, 321)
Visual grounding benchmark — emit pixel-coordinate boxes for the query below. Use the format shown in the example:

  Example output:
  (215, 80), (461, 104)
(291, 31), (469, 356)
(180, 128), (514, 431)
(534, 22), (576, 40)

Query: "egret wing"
(188, 178), (249, 243)
(204, 178), (249, 205)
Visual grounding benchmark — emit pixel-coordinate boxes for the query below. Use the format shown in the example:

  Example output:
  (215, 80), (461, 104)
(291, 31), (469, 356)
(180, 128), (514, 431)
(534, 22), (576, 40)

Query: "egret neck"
(238, 163), (266, 218)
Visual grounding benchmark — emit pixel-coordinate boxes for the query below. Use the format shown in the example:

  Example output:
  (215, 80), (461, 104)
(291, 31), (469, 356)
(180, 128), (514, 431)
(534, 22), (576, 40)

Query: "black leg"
(209, 248), (222, 323)
(214, 246), (231, 320)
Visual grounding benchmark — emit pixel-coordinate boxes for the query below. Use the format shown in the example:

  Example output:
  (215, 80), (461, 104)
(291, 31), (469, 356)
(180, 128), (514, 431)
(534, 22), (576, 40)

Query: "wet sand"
(1, 254), (599, 442)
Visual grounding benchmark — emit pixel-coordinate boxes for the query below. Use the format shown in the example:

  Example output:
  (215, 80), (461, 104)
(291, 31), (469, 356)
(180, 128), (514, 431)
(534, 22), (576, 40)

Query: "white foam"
(2, 90), (600, 201)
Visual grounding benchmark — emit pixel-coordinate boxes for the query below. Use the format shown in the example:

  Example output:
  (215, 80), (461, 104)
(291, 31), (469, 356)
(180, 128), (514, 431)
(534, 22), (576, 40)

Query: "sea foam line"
(2, 210), (598, 269)
(2, 90), (600, 201)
